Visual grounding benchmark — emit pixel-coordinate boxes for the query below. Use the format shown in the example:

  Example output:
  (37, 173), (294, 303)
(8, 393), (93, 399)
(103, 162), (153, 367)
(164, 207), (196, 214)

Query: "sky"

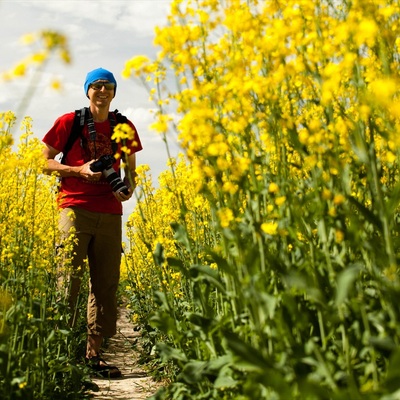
(0, 0), (181, 237)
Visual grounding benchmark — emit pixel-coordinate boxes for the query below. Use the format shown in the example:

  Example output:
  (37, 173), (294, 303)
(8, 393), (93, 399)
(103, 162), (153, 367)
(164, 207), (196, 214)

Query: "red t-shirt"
(43, 111), (142, 215)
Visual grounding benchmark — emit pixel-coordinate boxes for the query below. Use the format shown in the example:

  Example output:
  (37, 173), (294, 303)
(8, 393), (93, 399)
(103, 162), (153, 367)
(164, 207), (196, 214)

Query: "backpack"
(60, 107), (128, 164)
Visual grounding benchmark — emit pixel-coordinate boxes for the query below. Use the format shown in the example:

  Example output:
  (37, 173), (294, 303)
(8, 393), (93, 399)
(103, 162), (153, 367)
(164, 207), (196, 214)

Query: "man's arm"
(43, 144), (101, 180)
(112, 153), (137, 203)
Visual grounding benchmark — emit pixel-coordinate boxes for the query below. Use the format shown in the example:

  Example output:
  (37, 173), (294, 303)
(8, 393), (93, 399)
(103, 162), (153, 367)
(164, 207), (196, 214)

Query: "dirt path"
(90, 308), (161, 400)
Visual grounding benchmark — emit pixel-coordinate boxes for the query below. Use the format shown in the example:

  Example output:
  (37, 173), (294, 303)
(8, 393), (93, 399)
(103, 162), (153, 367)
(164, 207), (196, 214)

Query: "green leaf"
(178, 360), (207, 384)
(156, 343), (188, 363)
(214, 374), (237, 389)
(187, 313), (214, 331)
(336, 264), (361, 306)
(206, 355), (232, 373)
(347, 196), (382, 229)
(223, 331), (271, 371)
(386, 180), (400, 217)
(205, 249), (235, 275)
(153, 242), (165, 266)
(171, 223), (191, 249)
(166, 257), (190, 278)
(384, 347), (400, 392)
(45, 329), (55, 344)
(369, 336), (396, 358)
(189, 264), (226, 293)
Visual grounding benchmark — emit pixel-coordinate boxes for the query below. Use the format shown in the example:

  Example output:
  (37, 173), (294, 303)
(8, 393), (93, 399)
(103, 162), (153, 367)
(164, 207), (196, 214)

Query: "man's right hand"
(78, 160), (102, 181)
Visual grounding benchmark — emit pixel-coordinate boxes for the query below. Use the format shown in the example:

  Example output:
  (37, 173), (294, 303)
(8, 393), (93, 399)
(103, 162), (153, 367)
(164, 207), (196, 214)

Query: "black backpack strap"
(109, 109), (128, 154)
(113, 109), (128, 124)
(61, 107), (88, 164)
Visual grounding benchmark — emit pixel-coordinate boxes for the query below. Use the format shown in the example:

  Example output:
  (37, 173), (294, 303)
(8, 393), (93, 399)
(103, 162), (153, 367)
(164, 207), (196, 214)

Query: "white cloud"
(26, 0), (170, 37)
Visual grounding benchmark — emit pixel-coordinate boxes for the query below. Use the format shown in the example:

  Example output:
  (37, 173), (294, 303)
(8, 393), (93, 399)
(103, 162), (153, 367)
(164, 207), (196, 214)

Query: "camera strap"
(86, 108), (119, 159)
(109, 113), (118, 154)
(86, 109), (98, 158)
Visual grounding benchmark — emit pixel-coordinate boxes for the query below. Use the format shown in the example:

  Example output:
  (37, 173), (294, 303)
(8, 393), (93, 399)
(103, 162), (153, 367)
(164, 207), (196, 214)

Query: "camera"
(90, 155), (129, 195)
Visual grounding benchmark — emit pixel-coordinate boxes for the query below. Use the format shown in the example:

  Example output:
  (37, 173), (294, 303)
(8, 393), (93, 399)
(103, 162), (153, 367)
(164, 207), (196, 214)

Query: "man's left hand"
(114, 188), (133, 202)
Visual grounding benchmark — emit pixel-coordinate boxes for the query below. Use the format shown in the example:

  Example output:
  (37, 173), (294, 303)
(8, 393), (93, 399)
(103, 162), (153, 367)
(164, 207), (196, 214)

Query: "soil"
(90, 307), (162, 400)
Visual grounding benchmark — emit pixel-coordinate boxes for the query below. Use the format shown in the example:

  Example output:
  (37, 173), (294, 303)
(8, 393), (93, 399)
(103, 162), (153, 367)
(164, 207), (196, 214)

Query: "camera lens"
(103, 168), (130, 195)
(89, 155), (129, 195)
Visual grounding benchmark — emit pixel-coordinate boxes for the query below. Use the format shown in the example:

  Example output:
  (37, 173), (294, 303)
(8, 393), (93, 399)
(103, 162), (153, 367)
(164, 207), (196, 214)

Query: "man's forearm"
(44, 159), (81, 177)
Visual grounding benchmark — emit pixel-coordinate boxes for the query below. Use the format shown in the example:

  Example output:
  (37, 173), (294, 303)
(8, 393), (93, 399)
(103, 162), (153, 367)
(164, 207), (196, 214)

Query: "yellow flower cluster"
(0, 114), (60, 275)
(111, 122), (139, 161)
(0, 113), (84, 397)
(2, 30), (71, 82)
(124, 0), (400, 185)
(125, 156), (212, 299)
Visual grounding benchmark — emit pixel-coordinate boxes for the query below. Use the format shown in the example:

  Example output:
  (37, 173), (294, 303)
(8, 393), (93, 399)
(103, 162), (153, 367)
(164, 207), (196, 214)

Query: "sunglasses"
(90, 82), (115, 90)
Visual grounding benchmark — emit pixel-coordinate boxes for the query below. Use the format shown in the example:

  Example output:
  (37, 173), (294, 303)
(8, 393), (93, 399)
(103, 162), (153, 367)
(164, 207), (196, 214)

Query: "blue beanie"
(84, 68), (117, 97)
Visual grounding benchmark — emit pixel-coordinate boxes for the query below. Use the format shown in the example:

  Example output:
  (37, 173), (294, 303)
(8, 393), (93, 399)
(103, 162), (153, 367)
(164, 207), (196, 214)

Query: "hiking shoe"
(85, 355), (122, 379)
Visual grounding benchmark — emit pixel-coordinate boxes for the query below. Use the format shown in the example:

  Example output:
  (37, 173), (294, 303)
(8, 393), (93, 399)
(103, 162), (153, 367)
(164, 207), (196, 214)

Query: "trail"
(90, 307), (161, 400)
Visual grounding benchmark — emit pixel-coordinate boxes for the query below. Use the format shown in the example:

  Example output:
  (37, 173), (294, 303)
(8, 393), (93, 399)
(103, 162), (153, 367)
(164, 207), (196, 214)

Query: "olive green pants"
(59, 207), (122, 337)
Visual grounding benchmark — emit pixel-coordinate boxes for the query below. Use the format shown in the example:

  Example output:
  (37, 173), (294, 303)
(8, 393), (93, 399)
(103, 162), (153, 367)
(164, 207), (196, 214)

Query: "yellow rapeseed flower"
(333, 194), (346, 205)
(217, 207), (234, 228)
(369, 78), (397, 107)
(275, 196), (286, 206)
(261, 222), (278, 235)
(50, 79), (62, 91)
(354, 18), (378, 47)
(322, 188), (332, 200)
(335, 229), (345, 243)
(13, 63), (27, 77)
(268, 182), (279, 194)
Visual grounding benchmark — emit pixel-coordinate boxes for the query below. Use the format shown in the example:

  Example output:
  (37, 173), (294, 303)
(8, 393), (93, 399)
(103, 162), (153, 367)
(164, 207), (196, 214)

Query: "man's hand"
(78, 160), (102, 181)
(114, 188), (133, 202)
(42, 145), (104, 181)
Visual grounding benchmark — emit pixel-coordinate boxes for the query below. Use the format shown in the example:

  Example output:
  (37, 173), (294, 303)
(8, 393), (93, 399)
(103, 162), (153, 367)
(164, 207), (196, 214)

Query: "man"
(42, 67), (142, 378)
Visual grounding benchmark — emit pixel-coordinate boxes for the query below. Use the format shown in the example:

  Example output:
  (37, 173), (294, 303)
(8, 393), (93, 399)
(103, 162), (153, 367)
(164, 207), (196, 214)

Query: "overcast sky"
(0, 0), (181, 235)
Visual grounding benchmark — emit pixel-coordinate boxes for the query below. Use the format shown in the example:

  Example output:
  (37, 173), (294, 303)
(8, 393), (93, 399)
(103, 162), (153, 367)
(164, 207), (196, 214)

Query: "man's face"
(88, 80), (115, 108)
